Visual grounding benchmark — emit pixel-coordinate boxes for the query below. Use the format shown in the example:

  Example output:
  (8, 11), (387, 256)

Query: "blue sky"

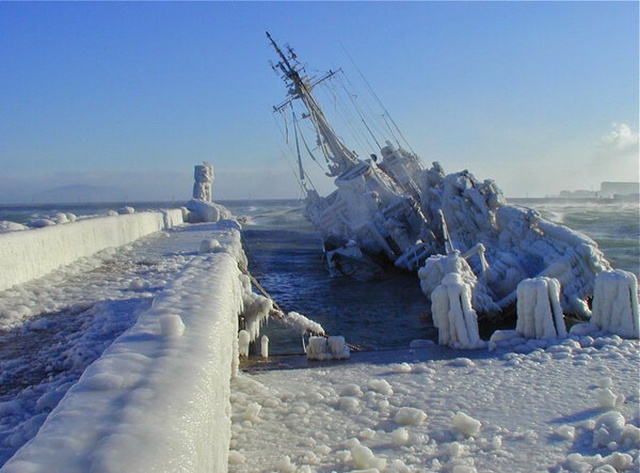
(1, 1), (638, 203)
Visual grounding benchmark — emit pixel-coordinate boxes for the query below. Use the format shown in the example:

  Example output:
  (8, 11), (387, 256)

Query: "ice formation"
(430, 272), (486, 349)
(306, 335), (350, 360)
(186, 162), (233, 223)
(192, 162), (214, 202)
(260, 334), (269, 358)
(238, 330), (250, 357)
(278, 310), (325, 335)
(238, 274), (273, 342)
(0, 221), (28, 232)
(419, 252), (499, 319)
(515, 277), (567, 339)
(591, 269), (639, 338)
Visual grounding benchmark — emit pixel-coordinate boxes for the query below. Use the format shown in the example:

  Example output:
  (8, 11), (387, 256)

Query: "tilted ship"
(266, 32), (611, 323)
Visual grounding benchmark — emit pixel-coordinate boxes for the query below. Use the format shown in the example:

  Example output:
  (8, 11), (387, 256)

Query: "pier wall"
(1, 221), (243, 473)
(0, 209), (185, 292)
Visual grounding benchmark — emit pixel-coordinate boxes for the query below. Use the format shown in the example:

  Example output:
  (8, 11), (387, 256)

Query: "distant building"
(598, 181), (640, 199)
(557, 181), (639, 200)
(558, 189), (597, 199)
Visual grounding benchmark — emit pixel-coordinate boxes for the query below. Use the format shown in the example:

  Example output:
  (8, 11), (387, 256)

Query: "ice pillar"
(431, 272), (485, 349)
(592, 270), (639, 339)
(516, 277), (566, 339)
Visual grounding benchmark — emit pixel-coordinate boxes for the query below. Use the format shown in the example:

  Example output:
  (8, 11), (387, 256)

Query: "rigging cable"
(317, 80), (373, 154)
(339, 42), (417, 155)
(336, 72), (383, 150)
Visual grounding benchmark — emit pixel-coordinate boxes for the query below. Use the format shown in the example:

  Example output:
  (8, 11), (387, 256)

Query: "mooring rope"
(239, 264), (362, 351)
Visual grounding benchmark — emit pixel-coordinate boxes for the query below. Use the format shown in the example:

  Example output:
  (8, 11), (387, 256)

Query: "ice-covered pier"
(0, 201), (253, 471)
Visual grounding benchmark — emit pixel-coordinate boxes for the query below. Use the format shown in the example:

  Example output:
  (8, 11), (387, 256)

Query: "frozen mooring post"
(431, 272), (486, 349)
(187, 162), (232, 223)
(192, 162), (214, 202)
(591, 269), (639, 339)
(516, 277), (567, 339)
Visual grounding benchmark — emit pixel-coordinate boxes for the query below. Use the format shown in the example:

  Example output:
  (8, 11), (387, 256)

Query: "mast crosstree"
(267, 32), (358, 177)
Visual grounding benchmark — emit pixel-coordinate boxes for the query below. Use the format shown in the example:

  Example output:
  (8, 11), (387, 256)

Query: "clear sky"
(1, 1), (638, 203)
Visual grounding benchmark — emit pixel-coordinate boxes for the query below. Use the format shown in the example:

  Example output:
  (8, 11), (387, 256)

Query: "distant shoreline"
(1, 195), (639, 208)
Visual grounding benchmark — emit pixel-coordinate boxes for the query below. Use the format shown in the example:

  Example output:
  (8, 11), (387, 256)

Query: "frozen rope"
(238, 264), (362, 351)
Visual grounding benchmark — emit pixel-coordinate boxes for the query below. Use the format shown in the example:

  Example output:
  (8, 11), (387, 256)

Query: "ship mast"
(267, 32), (358, 177)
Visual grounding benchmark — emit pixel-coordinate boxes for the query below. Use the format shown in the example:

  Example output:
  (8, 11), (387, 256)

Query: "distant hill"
(32, 185), (129, 204)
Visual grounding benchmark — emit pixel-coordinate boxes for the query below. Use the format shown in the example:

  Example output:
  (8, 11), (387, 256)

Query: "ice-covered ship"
(267, 32), (612, 322)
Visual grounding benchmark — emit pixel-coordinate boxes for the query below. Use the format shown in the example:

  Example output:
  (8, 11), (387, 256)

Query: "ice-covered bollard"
(306, 335), (350, 360)
(193, 162), (214, 202)
(238, 330), (250, 357)
(431, 272), (485, 349)
(516, 277), (566, 339)
(306, 336), (329, 360)
(260, 334), (269, 358)
(328, 336), (350, 359)
(592, 270), (639, 338)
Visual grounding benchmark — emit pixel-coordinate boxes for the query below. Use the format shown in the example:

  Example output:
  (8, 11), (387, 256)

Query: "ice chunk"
(159, 314), (185, 338)
(367, 379), (393, 396)
(596, 388), (625, 410)
(260, 335), (269, 358)
(392, 428), (410, 446)
(593, 411), (626, 447)
(350, 442), (386, 470)
(592, 270), (639, 338)
(452, 411), (481, 437)
(516, 277), (567, 339)
(431, 272), (486, 349)
(243, 402), (261, 422)
(394, 407), (427, 426)
(198, 238), (222, 253)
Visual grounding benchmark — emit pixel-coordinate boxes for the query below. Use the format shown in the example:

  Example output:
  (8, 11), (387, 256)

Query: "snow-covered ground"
(229, 335), (639, 472)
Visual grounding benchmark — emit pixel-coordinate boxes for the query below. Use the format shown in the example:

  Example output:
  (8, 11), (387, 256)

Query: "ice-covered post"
(516, 277), (566, 339)
(431, 272), (485, 349)
(192, 162), (214, 202)
(592, 270), (639, 338)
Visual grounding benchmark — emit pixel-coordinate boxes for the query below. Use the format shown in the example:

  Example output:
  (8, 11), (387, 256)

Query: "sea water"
(228, 198), (640, 354)
(1, 198), (637, 354)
